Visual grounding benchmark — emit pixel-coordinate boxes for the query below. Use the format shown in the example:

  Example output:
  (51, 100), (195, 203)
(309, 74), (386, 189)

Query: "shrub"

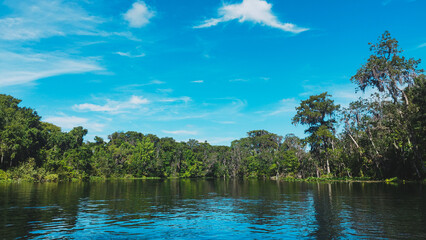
(0, 170), (8, 181)
(44, 173), (59, 182)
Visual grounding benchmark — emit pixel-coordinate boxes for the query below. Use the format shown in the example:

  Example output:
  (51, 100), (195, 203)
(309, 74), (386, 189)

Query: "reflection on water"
(0, 180), (425, 239)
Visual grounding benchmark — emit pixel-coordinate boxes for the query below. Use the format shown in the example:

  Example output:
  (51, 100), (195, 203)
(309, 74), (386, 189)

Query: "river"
(0, 179), (425, 239)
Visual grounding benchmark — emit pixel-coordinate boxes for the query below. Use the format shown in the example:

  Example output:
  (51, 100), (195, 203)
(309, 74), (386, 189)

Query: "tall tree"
(0, 94), (43, 168)
(351, 31), (423, 105)
(406, 74), (426, 174)
(351, 31), (425, 179)
(292, 92), (340, 176)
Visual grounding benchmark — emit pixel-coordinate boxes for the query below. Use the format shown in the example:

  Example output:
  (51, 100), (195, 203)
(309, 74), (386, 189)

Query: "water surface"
(0, 180), (425, 239)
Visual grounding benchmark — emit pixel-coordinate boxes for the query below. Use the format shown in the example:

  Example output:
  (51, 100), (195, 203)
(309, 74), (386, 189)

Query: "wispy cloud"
(149, 80), (165, 85)
(115, 51), (146, 58)
(194, 0), (308, 33)
(300, 83), (375, 107)
(266, 98), (298, 116)
(72, 94), (195, 121)
(70, 92), (248, 143)
(124, 1), (155, 28)
(74, 103), (118, 112)
(162, 130), (198, 135)
(144, 97), (245, 122)
(44, 115), (105, 132)
(73, 95), (150, 113)
(159, 97), (192, 103)
(191, 80), (204, 83)
(0, 0), (139, 42)
(157, 88), (174, 93)
(418, 43), (426, 48)
(0, 0), (103, 41)
(129, 95), (150, 104)
(0, 51), (103, 87)
(115, 80), (165, 91)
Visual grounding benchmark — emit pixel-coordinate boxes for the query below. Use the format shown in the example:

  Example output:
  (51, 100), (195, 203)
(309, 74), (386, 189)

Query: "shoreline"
(1, 176), (425, 184)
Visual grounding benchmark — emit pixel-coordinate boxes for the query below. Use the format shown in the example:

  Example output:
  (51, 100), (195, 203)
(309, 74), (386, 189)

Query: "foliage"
(0, 169), (8, 180)
(292, 92), (340, 176)
(345, 31), (425, 179)
(44, 173), (59, 182)
(351, 31), (423, 105)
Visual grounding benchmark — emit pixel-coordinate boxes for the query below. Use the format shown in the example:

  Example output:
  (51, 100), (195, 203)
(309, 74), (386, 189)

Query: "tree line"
(0, 32), (424, 181)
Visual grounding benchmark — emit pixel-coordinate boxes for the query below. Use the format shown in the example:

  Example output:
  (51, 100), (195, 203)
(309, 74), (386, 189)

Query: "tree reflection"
(0, 180), (425, 239)
(310, 183), (344, 239)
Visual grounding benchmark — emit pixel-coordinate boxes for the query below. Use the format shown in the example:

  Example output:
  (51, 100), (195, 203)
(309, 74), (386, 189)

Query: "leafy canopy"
(351, 31), (423, 104)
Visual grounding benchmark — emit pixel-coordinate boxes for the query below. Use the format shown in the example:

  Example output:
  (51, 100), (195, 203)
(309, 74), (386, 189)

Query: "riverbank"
(1, 174), (425, 184)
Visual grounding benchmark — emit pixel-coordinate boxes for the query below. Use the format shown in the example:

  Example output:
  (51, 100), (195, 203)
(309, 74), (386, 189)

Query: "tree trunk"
(326, 159), (331, 175)
(348, 132), (360, 149)
(367, 127), (380, 156)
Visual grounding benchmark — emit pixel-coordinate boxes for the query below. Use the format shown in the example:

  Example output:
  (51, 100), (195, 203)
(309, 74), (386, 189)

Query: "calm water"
(0, 180), (425, 239)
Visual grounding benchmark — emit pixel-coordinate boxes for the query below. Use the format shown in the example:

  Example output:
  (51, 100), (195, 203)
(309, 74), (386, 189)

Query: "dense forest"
(1, 32), (425, 181)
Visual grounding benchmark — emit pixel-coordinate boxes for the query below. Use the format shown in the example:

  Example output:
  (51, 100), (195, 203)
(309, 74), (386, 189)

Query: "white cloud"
(159, 96), (192, 103)
(71, 94), (247, 137)
(157, 88), (174, 93)
(124, 1), (155, 28)
(162, 130), (198, 135)
(300, 83), (375, 108)
(266, 98), (298, 116)
(44, 115), (105, 132)
(0, 0), (103, 41)
(150, 80), (165, 85)
(74, 103), (118, 112)
(192, 80), (204, 83)
(115, 51), (146, 58)
(418, 43), (426, 48)
(116, 52), (131, 57)
(194, 0), (308, 33)
(73, 95), (150, 113)
(129, 95), (150, 104)
(0, 0), (138, 41)
(0, 51), (103, 87)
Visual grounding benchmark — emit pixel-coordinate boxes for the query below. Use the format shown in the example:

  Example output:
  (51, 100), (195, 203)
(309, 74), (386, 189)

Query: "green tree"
(292, 92), (340, 176)
(129, 137), (155, 177)
(282, 134), (309, 177)
(350, 31), (425, 179)
(406, 74), (426, 174)
(0, 94), (43, 168)
(351, 31), (423, 105)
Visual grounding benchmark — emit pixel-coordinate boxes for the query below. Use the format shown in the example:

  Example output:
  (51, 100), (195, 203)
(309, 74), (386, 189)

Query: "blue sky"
(1, 0), (425, 145)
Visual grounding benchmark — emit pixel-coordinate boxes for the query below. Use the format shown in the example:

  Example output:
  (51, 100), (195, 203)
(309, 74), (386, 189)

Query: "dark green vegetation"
(1, 32), (425, 181)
